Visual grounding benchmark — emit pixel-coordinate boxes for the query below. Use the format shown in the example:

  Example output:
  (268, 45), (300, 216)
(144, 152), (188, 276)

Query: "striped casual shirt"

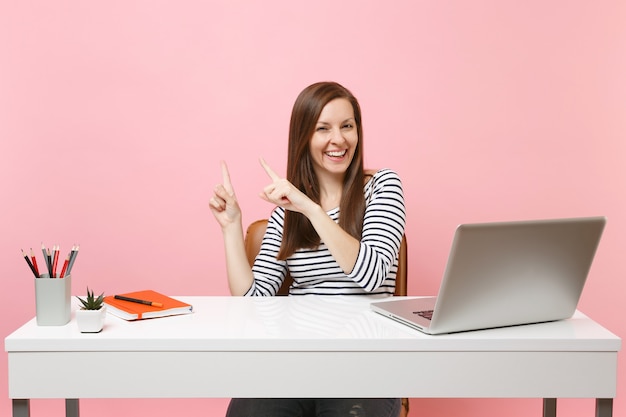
(245, 169), (406, 297)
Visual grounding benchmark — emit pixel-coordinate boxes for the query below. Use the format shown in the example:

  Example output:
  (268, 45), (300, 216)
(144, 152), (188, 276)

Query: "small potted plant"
(75, 287), (106, 333)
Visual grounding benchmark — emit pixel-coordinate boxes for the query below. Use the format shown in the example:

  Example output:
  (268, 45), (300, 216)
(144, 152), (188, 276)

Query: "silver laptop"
(371, 216), (606, 334)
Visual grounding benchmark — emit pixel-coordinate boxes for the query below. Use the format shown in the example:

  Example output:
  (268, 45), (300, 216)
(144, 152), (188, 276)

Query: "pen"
(114, 295), (163, 308)
(21, 249), (39, 278)
(30, 248), (40, 277)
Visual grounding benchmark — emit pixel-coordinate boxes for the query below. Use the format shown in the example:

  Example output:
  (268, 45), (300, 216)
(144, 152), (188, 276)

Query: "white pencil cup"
(34, 274), (72, 326)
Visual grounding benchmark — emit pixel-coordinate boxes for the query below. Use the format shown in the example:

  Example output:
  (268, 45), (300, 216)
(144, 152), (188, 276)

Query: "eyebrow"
(316, 117), (356, 125)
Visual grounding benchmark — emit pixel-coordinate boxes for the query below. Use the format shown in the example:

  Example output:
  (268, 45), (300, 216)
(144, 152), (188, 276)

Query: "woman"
(210, 81), (406, 417)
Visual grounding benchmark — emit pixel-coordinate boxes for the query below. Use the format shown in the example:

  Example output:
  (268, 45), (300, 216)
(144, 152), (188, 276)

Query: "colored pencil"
(59, 255), (70, 278)
(46, 247), (52, 277)
(30, 248), (40, 277)
(21, 249), (39, 278)
(41, 243), (52, 277)
(67, 245), (80, 275)
(51, 245), (60, 278)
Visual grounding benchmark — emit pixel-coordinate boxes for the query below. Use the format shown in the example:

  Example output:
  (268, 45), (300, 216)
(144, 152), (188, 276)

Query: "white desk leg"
(596, 398), (613, 417)
(65, 399), (80, 417)
(12, 399), (30, 417)
(543, 398), (556, 417)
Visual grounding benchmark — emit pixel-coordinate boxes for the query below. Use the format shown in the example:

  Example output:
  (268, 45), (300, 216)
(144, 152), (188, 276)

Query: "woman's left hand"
(259, 158), (316, 215)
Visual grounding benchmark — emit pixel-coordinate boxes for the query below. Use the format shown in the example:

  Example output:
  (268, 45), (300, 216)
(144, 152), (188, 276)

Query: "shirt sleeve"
(346, 169), (406, 292)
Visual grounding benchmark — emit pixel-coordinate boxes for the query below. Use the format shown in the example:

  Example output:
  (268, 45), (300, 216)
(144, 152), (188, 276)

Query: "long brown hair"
(277, 81), (365, 259)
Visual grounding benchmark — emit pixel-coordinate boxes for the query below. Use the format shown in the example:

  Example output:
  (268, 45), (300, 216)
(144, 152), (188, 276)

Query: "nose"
(329, 127), (347, 144)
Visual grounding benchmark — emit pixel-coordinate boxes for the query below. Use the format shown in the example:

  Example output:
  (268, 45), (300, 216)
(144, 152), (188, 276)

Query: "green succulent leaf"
(76, 287), (105, 310)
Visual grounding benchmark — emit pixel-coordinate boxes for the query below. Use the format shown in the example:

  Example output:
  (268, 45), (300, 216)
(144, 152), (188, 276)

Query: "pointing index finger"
(259, 157), (281, 181)
(221, 160), (234, 193)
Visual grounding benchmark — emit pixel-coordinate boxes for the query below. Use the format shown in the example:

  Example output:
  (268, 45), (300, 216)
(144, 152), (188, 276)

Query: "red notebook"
(103, 290), (193, 321)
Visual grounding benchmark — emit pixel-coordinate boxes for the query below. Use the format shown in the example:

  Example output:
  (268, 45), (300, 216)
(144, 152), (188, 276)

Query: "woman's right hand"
(209, 161), (242, 229)
(209, 161), (254, 296)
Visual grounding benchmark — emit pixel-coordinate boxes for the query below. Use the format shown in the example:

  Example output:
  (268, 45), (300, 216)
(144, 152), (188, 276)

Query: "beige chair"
(244, 219), (410, 416)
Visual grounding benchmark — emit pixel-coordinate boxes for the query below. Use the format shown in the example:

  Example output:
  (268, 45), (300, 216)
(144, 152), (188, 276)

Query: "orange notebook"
(103, 290), (193, 321)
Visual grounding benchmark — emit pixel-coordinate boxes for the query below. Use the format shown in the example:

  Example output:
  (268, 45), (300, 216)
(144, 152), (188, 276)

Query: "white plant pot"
(76, 306), (106, 333)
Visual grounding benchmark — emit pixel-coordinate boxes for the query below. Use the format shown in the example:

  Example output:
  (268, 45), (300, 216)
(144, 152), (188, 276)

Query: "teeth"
(326, 150), (346, 157)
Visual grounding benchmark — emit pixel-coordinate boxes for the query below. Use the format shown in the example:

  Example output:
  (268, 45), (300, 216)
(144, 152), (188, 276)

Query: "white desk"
(5, 296), (621, 417)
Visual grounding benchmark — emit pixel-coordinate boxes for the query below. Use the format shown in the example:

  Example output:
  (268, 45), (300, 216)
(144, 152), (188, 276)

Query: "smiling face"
(309, 98), (359, 181)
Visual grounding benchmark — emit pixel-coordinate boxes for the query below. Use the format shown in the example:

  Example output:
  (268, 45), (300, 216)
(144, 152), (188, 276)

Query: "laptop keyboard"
(414, 310), (434, 320)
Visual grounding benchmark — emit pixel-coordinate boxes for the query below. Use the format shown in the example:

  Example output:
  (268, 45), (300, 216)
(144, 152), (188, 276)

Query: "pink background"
(1, 1), (624, 416)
